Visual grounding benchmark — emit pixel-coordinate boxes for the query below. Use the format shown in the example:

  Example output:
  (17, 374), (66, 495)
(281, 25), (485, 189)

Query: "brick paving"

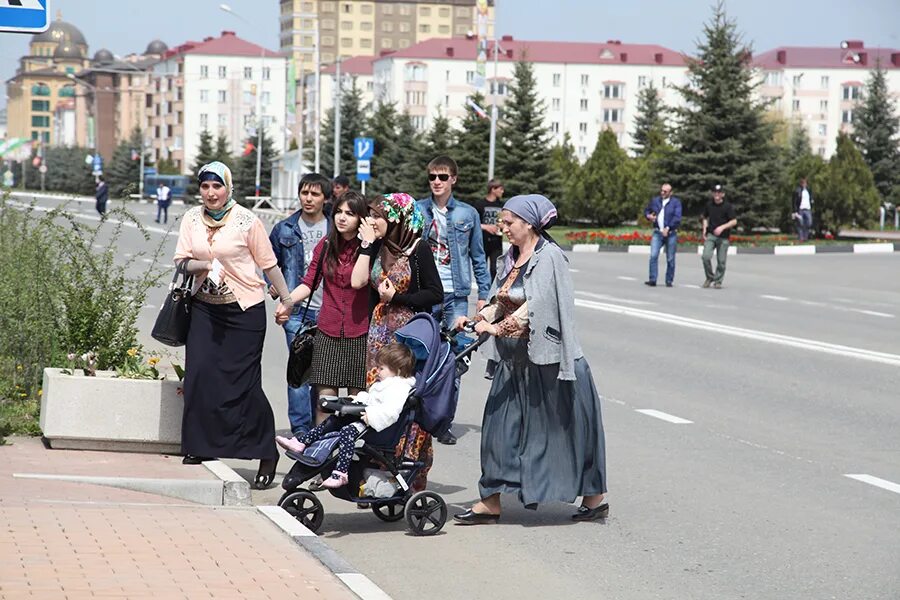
(0, 437), (355, 600)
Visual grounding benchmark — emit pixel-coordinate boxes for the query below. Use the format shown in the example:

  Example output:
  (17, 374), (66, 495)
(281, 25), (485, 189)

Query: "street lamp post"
(221, 4), (265, 197)
(487, 10), (501, 182)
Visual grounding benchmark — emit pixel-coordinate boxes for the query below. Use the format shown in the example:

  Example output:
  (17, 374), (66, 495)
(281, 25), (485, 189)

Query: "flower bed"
(564, 230), (838, 246)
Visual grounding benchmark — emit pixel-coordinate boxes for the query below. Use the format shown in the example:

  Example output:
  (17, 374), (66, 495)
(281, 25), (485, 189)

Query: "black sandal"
(254, 459), (278, 489)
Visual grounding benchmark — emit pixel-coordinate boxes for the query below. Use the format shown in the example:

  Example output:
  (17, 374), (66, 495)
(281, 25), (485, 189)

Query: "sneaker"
(702, 280), (712, 288)
(275, 435), (306, 454)
(321, 471), (349, 489)
(644, 281), (657, 287)
(713, 282), (722, 289)
(436, 430), (458, 445)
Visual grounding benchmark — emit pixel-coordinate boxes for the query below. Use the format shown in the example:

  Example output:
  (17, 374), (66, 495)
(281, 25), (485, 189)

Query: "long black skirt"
(182, 300), (277, 461)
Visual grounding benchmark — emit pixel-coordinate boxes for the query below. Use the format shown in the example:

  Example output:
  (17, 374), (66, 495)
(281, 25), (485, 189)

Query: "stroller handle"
(320, 397), (367, 417)
(454, 331), (491, 363)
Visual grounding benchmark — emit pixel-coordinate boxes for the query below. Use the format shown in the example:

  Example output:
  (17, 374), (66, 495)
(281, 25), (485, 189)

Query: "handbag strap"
(174, 259), (194, 290)
(299, 240), (327, 322)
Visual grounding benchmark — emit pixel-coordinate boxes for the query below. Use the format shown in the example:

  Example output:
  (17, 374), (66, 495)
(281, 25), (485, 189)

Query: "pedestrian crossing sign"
(0, 0), (49, 34)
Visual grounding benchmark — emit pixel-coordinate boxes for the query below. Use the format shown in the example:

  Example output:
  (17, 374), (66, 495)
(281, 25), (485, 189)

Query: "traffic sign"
(356, 159), (371, 182)
(354, 137), (374, 161)
(38, 164), (47, 174)
(0, 0), (50, 35)
(92, 154), (103, 176)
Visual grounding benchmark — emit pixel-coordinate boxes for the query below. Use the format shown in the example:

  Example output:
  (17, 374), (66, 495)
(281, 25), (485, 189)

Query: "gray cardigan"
(485, 240), (583, 380)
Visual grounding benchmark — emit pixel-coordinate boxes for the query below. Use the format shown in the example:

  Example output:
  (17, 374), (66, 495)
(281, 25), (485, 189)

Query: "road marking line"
(761, 294), (789, 301)
(635, 409), (693, 424)
(849, 308), (894, 318)
(681, 283), (700, 289)
(141, 258), (153, 263)
(7, 200), (175, 237)
(568, 268), (580, 273)
(616, 275), (637, 281)
(577, 291), (655, 306)
(573, 298), (900, 367)
(844, 474), (900, 495)
(336, 573), (394, 600)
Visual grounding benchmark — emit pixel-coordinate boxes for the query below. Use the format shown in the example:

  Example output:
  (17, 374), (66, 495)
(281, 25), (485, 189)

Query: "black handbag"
(151, 261), (194, 347)
(286, 244), (326, 388)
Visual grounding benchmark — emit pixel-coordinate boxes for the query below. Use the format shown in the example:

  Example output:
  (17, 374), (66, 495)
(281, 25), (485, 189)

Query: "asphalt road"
(12, 192), (900, 600)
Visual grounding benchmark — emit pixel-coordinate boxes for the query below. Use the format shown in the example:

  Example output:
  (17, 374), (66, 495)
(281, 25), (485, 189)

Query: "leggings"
(300, 416), (364, 474)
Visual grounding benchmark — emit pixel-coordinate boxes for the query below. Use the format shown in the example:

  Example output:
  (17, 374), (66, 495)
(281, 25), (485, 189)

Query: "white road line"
(844, 474), (900, 495)
(761, 294), (789, 301)
(568, 268), (580, 273)
(681, 284), (700, 289)
(849, 308), (894, 319)
(576, 291), (655, 306)
(143, 304), (156, 310)
(7, 200), (175, 237)
(336, 573), (394, 600)
(141, 258), (153, 263)
(616, 275), (637, 281)
(635, 409), (693, 424)
(763, 294), (893, 318)
(574, 298), (900, 367)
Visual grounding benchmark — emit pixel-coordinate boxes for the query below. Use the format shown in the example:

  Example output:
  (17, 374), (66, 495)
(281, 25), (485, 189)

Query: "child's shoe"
(321, 471), (349, 489)
(275, 435), (306, 454)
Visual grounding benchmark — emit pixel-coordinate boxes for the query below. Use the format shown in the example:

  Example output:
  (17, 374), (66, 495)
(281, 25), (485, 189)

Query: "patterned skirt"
(309, 330), (368, 390)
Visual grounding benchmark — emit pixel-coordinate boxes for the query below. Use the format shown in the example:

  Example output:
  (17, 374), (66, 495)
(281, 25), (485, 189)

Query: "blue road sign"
(0, 0), (50, 34)
(92, 154), (103, 175)
(354, 137), (374, 161)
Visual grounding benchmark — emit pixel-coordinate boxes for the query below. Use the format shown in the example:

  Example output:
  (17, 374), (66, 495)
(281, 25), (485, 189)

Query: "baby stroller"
(277, 313), (484, 536)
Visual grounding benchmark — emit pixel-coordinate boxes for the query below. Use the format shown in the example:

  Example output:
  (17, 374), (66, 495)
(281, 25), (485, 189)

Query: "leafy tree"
(366, 101), (401, 194)
(549, 133), (580, 222)
(233, 125), (278, 203)
(187, 129), (216, 196)
(106, 128), (145, 199)
(453, 92), (491, 203)
(817, 132), (880, 233)
(496, 60), (558, 199)
(632, 83), (669, 157)
(213, 131), (232, 165)
(853, 60), (900, 204)
(320, 78), (368, 187)
(659, 1), (782, 229)
(426, 108), (455, 159)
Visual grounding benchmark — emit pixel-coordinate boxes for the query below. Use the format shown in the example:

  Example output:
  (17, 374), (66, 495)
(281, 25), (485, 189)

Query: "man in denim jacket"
(418, 156), (491, 444)
(643, 182), (683, 287)
(268, 173), (332, 438)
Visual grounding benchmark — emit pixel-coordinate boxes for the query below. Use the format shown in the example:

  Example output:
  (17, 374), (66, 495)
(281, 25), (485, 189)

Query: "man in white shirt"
(791, 177), (814, 241)
(155, 183), (171, 224)
(643, 183), (683, 287)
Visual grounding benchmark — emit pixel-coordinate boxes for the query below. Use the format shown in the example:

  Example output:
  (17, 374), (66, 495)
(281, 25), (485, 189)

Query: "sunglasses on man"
(428, 173), (451, 182)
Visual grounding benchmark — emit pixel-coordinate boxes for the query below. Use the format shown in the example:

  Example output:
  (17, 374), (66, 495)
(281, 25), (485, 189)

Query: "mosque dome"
(145, 40), (169, 55)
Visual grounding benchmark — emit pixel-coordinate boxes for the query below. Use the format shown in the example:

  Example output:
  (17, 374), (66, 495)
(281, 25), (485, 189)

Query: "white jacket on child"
(355, 376), (416, 432)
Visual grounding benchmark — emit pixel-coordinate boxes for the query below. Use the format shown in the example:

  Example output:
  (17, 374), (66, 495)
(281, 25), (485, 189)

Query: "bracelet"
(358, 244), (376, 256)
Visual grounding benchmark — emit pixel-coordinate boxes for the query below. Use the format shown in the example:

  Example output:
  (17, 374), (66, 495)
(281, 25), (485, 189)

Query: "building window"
(382, 21), (393, 32)
(817, 124), (827, 137)
(419, 6), (431, 17)
(552, 73), (561, 87)
(820, 76), (829, 89)
(444, 95), (449, 107)
(31, 83), (51, 96)
(399, 5), (411, 16)
(580, 99), (588, 111)
(446, 70), (451, 81)
(792, 99), (800, 112)
(381, 38), (393, 49)
(200, 89), (209, 102)
(578, 146), (586, 157)
(382, 4), (393, 14)
(321, 19), (335, 30)
(580, 74), (589, 86)
(399, 22), (410, 33)
(262, 67), (270, 80)
(218, 90), (227, 103)
(341, 38), (353, 48)
(31, 100), (50, 112)
(218, 66), (227, 79)
(551, 122), (559, 133)
(820, 100), (828, 112)
(604, 83), (624, 99)
(155, 126), (160, 138)
(405, 91), (426, 105)
(361, 21), (372, 31)
(243, 114), (253, 127)
(792, 74), (803, 88)
(261, 91), (271, 105)
(321, 1), (335, 12)
(361, 38), (372, 48)
(218, 114), (227, 128)
(638, 75), (648, 88)
(342, 2), (352, 13)
(438, 25), (450, 34)
(361, 4), (372, 14)
(322, 35), (335, 46)
(842, 109), (853, 123)
(764, 71), (782, 86)
(412, 115), (426, 130)
(398, 40), (410, 49)
(244, 67), (253, 79)
(167, 125), (173, 137)
(552, 98), (560, 110)
(419, 24), (431, 34)
(842, 85), (861, 100)
(578, 122), (588, 133)
(455, 25), (469, 35)
(243, 91), (254, 104)
(406, 64), (427, 81)
(341, 20), (353, 30)
(31, 115), (50, 127)
(200, 113), (208, 128)
(489, 81), (507, 95)
(466, 71), (475, 84)
(439, 7), (450, 17)
(456, 6), (470, 17)
(603, 108), (622, 122)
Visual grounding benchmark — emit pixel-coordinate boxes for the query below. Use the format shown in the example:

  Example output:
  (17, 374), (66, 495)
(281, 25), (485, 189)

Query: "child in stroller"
(275, 343), (416, 489)
(277, 313), (486, 536)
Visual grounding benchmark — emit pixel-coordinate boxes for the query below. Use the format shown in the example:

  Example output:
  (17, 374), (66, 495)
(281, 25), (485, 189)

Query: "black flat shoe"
(254, 459), (278, 489)
(182, 455), (213, 465)
(453, 508), (500, 525)
(436, 430), (457, 445)
(571, 503), (609, 521)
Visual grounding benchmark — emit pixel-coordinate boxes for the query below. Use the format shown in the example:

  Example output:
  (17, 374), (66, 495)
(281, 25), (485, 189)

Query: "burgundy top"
(302, 237), (370, 338)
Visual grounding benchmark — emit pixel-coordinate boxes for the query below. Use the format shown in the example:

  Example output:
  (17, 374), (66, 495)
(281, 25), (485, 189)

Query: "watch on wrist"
(360, 239), (372, 249)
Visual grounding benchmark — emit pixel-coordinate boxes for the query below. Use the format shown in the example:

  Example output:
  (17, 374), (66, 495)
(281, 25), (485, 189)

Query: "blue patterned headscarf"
(198, 161), (235, 221)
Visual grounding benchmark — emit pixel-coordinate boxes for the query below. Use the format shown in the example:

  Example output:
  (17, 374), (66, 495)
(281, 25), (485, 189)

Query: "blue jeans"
(284, 309), (318, 437)
(156, 204), (169, 223)
(432, 293), (469, 434)
(649, 230), (678, 285)
(797, 209), (812, 241)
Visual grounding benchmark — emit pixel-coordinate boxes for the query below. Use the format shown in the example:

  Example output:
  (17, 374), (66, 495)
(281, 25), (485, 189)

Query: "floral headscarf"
(370, 192), (424, 271)
(197, 161), (235, 226)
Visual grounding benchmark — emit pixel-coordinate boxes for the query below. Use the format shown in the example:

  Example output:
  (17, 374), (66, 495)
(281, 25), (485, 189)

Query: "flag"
(467, 98), (488, 119)
(131, 149), (139, 161)
(242, 142), (256, 156)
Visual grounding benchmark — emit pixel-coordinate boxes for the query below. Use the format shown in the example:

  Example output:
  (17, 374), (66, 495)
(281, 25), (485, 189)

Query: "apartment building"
(754, 40), (900, 157)
(148, 31), (287, 175)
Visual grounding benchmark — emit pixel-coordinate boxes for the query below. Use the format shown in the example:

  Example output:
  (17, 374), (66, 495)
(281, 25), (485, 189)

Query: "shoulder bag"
(287, 242), (326, 388)
(151, 260), (194, 347)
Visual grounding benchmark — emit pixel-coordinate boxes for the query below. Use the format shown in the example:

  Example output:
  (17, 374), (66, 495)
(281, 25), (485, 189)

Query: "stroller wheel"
(404, 491), (447, 536)
(371, 502), (405, 522)
(278, 490), (324, 533)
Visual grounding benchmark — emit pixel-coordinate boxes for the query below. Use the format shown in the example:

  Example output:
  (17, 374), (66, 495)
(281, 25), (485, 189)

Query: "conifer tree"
(659, 2), (781, 229)
(453, 93), (491, 203)
(817, 132), (881, 233)
(379, 112), (427, 197)
(426, 108), (455, 159)
(573, 129), (630, 225)
(632, 83), (669, 157)
(853, 60), (900, 203)
(320, 78), (368, 186)
(213, 132), (232, 165)
(549, 133), (580, 221)
(187, 129), (215, 195)
(366, 101), (400, 194)
(106, 128), (144, 199)
(496, 60), (557, 198)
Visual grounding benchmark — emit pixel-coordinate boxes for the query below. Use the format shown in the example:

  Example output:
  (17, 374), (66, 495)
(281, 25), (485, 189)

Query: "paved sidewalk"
(0, 437), (355, 600)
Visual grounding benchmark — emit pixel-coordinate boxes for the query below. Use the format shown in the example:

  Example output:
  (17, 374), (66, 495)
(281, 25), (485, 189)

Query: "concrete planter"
(40, 368), (184, 454)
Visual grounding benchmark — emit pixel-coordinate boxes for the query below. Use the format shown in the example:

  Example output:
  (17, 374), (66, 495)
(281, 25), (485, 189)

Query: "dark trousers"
(299, 415), (362, 474)
(485, 244), (502, 283)
(156, 203), (169, 223)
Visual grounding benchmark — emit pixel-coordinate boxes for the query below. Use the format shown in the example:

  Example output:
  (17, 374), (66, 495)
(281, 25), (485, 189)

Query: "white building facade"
(149, 31), (288, 175)
(754, 41), (900, 157)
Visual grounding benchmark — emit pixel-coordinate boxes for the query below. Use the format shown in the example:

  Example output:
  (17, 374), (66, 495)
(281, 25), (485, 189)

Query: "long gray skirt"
(479, 341), (608, 508)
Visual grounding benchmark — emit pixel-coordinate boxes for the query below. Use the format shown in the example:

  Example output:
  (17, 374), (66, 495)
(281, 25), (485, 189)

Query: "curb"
(202, 460), (252, 507)
(256, 505), (394, 600)
(569, 242), (900, 255)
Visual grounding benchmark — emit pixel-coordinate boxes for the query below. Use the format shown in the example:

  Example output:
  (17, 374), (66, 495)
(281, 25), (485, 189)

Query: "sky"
(1, 0), (898, 112)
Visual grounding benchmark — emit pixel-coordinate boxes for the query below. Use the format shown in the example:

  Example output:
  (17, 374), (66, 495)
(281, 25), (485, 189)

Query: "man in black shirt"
(701, 184), (738, 289)
(469, 179), (505, 282)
